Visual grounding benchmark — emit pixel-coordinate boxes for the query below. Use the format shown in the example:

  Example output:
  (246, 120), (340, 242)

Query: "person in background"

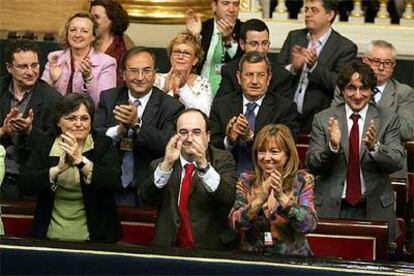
(210, 51), (299, 176)
(1, 39), (62, 200)
(19, 94), (122, 243)
(186, 0), (243, 95)
(215, 18), (293, 99)
(139, 108), (236, 249)
(306, 61), (403, 243)
(90, 0), (132, 86)
(154, 31), (213, 116)
(277, 0), (357, 133)
(42, 12), (117, 106)
(229, 124), (317, 256)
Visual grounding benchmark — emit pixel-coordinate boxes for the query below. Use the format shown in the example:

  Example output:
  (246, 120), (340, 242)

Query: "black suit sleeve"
(308, 41), (357, 95)
(210, 150), (236, 207)
(215, 63), (236, 99)
(135, 101), (184, 155)
(209, 100), (228, 150)
(94, 90), (113, 135)
(138, 158), (164, 207)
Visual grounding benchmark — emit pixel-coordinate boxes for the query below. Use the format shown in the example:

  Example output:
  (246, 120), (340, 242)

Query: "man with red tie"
(139, 108), (236, 249)
(305, 60), (404, 243)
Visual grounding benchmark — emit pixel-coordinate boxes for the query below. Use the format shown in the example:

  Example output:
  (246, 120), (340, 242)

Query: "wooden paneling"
(0, 0), (89, 33)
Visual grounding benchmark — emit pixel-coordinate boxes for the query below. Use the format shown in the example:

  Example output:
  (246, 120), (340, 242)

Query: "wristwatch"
(197, 163), (210, 174)
(75, 157), (87, 170)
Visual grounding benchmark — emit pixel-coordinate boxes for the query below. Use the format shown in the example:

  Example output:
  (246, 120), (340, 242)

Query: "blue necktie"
(121, 99), (141, 188)
(373, 87), (381, 103)
(237, 102), (257, 176)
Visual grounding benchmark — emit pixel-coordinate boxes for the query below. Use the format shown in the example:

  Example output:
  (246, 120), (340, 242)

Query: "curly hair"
(90, 0), (129, 36)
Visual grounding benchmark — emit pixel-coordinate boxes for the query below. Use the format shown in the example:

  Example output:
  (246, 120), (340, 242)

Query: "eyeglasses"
(11, 63), (40, 71)
(244, 40), (270, 48)
(366, 58), (395, 68)
(344, 85), (371, 93)
(125, 67), (154, 76)
(177, 128), (205, 138)
(172, 50), (193, 59)
(63, 115), (90, 123)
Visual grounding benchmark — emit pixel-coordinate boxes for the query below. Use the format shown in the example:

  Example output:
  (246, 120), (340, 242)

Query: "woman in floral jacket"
(229, 124), (317, 256)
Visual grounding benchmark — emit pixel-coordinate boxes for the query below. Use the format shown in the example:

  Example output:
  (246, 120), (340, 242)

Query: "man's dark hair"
(320, 0), (338, 23)
(175, 108), (210, 132)
(121, 46), (157, 72)
(240, 19), (269, 41)
(54, 93), (95, 132)
(337, 60), (377, 93)
(238, 51), (271, 75)
(4, 39), (40, 64)
(90, 0), (129, 36)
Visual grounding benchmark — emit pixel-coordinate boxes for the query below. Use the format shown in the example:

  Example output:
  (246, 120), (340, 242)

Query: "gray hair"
(366, 40), (396, 60)
(238, 51), (271, 75)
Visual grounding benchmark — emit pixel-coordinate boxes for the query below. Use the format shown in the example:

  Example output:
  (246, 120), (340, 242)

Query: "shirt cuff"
(154, 164), (172, 189)
(197, 164), (220, 193)
(106, 125), (120, 142)
(225, 41), (238, 58)
(329, 142), (340, 153)
(285, 64), (296, 75)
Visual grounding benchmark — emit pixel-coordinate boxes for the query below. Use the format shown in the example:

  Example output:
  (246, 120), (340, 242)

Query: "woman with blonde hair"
(229, 124), (317, 256)
(154, 31), (212, 116)
(42, 12), (116, 106)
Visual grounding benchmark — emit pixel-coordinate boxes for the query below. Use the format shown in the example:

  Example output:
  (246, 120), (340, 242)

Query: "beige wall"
(0, 0), (89, 33)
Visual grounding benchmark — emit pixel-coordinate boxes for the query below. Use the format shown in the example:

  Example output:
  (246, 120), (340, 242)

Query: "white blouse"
(154, 73), (213, 116)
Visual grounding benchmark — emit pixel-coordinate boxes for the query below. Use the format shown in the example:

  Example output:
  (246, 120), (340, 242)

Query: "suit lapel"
(378, 81), (395, 108)
(255, 94), (273, 133)
(335, 107), (349, 161)
(141, 89), (160, 124)
(26, 83), (44, 119)
(317, 30), (338, 66)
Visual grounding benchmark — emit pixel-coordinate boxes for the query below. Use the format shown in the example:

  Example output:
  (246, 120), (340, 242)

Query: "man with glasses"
(210, 51), (299, 176)
(0, 39), (62, 200)
(215, 19), (293, 99)
(306, 60), (403, 244)
(139, 108), (236, 249)
(95, 46), (184, 206)
(186, 0), (243, 95)
(277, 0), (357, 134)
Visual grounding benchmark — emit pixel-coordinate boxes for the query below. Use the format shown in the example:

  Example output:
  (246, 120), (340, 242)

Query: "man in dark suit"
(277, 0), (357, 133)
(0, 39), (62, 200)
(306, 61), (403, 243)
(210, 51), (299, 175)
(139, 108), (236, 249)
(186, 0), (243, 95)
(215, 18), (293, 99)
(94, 46), (184, 206)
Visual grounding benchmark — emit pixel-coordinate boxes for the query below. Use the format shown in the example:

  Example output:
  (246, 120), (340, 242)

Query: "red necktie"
(346, 113), (362, 206)
(177, 163), (196, 249)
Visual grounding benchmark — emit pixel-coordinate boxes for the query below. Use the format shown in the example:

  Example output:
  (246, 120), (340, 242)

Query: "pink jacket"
(42, 47), (117, 105)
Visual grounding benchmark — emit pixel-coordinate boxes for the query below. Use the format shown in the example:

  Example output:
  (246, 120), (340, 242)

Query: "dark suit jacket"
(0, 76), (62, 167)
(277, 28), (357, 132)
(305, 103), (403, 242)
(210, 91), (299, 163)
(139, 146), (236, 249)
(19, 132), (122, 243)
(215, 56), (294, 99)
(197, 18), (243, 74)
(94, 86), (185, 187)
